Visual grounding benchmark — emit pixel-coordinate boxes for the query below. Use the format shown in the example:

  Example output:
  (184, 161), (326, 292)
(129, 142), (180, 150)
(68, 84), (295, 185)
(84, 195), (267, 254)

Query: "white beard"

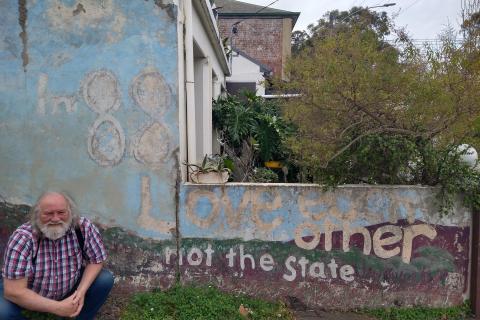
(39, 220), (71, 240)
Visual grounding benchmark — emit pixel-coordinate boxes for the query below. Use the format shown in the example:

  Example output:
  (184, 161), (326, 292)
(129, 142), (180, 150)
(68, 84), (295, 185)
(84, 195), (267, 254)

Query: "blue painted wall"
(178, 184), (471, 308)
(0, 0), (178, 239)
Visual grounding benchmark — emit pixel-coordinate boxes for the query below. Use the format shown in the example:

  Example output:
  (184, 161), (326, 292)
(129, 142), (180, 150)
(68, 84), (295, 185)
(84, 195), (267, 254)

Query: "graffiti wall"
(0, 0), (180, 294)
(178, 184), (471, 309)
(0, 0), (178, 240)
(0, 0), (474, 311)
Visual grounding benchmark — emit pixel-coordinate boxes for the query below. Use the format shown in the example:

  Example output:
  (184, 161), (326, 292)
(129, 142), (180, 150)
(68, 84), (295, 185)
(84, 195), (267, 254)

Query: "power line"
(232, 0), (280, 28)
(395, 0), (422, 18)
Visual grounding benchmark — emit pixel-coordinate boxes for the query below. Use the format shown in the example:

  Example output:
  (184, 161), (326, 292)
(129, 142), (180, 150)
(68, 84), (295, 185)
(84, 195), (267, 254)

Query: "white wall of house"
(191, 1), (228, 163)
(228, 52), (266, 95)
(178, 0), (229, 180)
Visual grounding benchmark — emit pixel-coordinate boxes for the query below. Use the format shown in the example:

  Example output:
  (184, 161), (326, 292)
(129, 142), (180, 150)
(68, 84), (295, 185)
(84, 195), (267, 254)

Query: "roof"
(194, 0), (230, 75)
(215, 0), (299, 26)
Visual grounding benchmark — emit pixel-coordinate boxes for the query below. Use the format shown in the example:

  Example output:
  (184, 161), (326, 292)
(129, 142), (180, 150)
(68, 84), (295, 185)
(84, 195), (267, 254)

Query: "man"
(0, 192), (114, 319)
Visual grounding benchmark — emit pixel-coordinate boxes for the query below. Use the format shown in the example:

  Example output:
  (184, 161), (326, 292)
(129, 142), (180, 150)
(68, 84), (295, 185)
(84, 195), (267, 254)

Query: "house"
(215, 0), (299, 94)
(227, 47), (272, 96)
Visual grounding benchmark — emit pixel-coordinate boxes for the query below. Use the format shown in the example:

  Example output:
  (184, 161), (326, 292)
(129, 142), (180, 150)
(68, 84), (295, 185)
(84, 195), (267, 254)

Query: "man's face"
(38, 193), (72, 240)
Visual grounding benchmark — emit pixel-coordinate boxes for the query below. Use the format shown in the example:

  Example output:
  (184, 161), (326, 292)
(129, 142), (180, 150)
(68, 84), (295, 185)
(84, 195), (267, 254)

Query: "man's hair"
(30, 191), (80, 233)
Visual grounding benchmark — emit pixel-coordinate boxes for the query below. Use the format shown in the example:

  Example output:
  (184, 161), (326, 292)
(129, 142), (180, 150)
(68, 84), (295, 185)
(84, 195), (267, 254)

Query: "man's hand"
(54, 291), (81, 317)
(70, 290), (86, 317)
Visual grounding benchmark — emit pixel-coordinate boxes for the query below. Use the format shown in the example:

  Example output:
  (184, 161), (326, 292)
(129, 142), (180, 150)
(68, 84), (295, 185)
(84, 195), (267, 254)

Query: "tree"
(291, 7), (391, 55)
(277, 9), (480, 190)
(462, 0), (480, 42)
(308, 7), (390, 39)
(291, 30), (309, 55)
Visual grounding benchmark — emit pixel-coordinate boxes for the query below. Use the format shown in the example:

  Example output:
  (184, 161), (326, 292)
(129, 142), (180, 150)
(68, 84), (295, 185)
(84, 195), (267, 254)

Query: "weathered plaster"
(18, 0), (28, 71)
(178, 184), (471, 309)
(0, 0), (179, 239)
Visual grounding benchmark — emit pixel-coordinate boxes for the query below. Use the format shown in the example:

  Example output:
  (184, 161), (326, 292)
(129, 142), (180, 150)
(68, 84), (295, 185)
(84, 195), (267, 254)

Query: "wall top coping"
(183, 183), (439, 190)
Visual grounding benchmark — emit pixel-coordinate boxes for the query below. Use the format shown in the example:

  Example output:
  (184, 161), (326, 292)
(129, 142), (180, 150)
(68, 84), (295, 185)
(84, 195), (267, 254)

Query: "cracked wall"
(178, 184), (471, 309)
(0, 0), (179, 240)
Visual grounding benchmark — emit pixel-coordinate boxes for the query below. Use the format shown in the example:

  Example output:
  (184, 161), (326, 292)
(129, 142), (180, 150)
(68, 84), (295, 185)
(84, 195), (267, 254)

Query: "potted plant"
(185, 154), (231, 184)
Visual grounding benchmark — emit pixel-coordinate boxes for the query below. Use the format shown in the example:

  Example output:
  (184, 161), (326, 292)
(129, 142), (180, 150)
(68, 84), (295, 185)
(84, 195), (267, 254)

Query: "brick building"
(215, 0), (299, 84)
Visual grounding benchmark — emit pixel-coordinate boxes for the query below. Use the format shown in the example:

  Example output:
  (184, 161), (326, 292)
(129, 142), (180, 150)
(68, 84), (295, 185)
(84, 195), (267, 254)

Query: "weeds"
(120, 285), (293, 320)
(365, 301), (472, 320)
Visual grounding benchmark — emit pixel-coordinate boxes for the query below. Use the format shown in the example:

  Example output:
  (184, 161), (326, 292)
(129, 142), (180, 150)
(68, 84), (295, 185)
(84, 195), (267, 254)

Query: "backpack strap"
(32, 225), (86, 266)
(32, 236), (41, 266)
(75, 225), (87, 261)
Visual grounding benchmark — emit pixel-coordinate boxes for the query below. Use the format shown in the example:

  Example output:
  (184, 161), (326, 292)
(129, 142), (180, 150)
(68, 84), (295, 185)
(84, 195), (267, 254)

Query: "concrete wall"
(178, 184), (471, 309)
(0, 2), (180, 291)
(0, 0), (179, 239)
(0, 0), (184, 291)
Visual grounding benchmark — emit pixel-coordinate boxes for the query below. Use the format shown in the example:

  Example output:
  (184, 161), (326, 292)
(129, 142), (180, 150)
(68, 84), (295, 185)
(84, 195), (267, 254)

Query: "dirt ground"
(294, 310), (376, 320)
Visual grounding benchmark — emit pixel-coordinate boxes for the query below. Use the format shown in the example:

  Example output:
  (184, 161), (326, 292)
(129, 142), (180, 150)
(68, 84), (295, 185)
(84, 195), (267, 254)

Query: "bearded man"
(0, 192), (113, 319)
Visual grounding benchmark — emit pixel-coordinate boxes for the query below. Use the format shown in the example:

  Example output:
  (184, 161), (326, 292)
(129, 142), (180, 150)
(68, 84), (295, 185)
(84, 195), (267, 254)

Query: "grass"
(364, 301), (473, 320)
(19, 286), (473, 320)
(120, 285), (294, 320)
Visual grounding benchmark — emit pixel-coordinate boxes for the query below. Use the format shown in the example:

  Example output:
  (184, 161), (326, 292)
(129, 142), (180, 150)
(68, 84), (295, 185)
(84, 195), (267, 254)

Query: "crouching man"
(0, 192), (114, 319)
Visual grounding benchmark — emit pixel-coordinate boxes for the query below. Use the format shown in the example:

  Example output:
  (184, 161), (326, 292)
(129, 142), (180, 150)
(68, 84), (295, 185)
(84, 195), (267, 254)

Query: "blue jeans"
(0, 269), (114, 320)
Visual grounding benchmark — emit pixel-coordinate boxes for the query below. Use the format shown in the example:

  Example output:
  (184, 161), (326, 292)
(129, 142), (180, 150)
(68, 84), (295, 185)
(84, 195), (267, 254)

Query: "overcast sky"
(243, 0), (463, 40)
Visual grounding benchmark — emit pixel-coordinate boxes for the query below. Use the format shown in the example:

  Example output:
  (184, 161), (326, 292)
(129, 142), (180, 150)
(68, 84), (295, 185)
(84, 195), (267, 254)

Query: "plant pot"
(264, 161), (282, 169)
(190, 171), (229, 184)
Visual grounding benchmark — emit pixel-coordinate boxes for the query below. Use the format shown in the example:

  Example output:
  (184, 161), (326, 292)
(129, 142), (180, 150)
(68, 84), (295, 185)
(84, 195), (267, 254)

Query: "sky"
(242, 0), (464, 41)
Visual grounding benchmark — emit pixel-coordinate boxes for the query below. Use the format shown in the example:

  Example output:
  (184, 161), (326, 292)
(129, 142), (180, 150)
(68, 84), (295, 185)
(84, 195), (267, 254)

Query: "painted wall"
(0, 0), (179, 241)
(0, 0), (473, 312)
(178, 184), (471, 309)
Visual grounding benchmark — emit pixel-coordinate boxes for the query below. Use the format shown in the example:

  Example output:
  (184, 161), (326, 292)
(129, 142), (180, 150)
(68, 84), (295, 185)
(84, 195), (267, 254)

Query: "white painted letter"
(339, 265), (355, 282)
(402, 224), (437, 264)
(327, 259), (338, 278)
(294, 222), (321, 250)
(373, 225), (402, 259)
(342, 222), (372, 255)
(239, 245), (255, 270)
(259, 254), (274, 271)
(204, 244), (214, 267)
(187, 247), (203, 266)
(283, 256), (297, 281)
(226, 248), (236, 267)
(298, 257), (309, 278)
(309, 262), (326, 278)
(165, 247), (175, 265)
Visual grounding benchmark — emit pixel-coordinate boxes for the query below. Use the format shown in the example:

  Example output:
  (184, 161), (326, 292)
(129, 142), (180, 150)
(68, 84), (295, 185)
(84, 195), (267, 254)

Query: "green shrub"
(252, 168), (279, 183)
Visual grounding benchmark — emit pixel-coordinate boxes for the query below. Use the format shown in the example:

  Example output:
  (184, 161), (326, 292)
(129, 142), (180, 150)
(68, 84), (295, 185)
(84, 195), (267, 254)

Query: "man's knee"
(95, 269), (114, 292)
(0, 296), (23, 319)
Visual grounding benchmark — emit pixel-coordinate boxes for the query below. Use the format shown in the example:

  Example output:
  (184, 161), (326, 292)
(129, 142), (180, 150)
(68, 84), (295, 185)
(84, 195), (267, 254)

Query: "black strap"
(75, 226), (85, 253)
(32, 226), (85, 266)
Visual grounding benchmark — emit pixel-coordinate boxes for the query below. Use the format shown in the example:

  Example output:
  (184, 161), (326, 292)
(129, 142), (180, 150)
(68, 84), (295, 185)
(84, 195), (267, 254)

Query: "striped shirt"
(2, 217), (107, 300)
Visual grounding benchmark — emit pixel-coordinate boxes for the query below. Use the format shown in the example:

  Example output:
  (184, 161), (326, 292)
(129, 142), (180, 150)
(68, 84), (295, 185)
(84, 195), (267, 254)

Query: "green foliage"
(22, 310), (58, 320)
(279, 7), (480, 213)
(291, 6), (391, 54)
(213, 94), (257, 147)
(184, 154), (231, 174)
(365, 301), (472, 320)
(120, 285), (293, 320)
(213, 91), (295, 179)
(251, 167), (279, 183)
